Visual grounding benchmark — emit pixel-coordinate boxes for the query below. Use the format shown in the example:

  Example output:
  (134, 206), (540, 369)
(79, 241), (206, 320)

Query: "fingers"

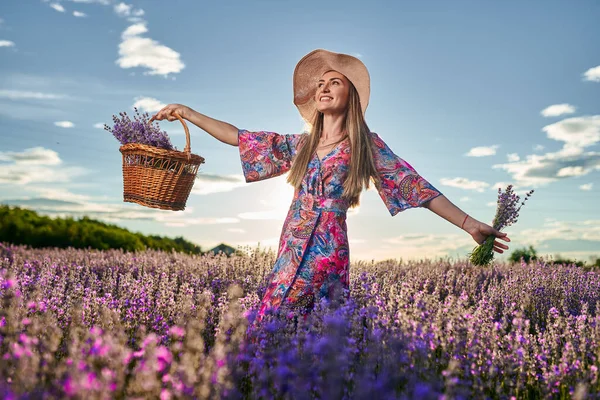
(150, 110), (164, 122)
(150, 106), (174, 123)
(485, 225), (510, 242)
(497, 235), (511, 243)
(494, 240), (509, 249)
(149, 104), (188, 123)
(493, 239), (510, 254)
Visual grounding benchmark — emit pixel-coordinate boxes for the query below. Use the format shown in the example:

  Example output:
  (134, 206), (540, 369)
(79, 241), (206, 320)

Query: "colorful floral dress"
(238, 129), (442, 317)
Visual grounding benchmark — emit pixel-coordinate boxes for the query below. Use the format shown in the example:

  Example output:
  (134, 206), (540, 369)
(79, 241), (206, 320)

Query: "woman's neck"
(320, 113), (346, 140)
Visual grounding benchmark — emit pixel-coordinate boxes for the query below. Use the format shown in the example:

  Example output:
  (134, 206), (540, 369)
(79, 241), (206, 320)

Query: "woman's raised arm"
(423, 195), (511, 254)
(150, 104), (239, 147)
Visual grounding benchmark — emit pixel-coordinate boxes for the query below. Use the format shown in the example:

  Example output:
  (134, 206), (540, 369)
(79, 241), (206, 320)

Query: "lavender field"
(1, 242), (599, 399)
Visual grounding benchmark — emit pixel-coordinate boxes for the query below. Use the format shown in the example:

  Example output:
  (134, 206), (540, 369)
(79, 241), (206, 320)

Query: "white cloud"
(114, 3), (144, 19)
(238, 209), (286, 220)
(580, 183), (593, 191)
(191, 173), (246, 195)
(0, 147), (61, 165)
(236, 236), (280, 250)
(494, 153), (579, 186)
(133, 96), (165, 113)
(117, 23), (185, 76)
(556, 166), (585, 177)
(161, 217), (239, 227)
(507, 153), (520, 162)
(228, 228), (246, 234)
(54, 121), (75, 128)
(122, 23), (147, 37)
(115, 207), (239, 226)
(541, 103), (576, 117)
(378, 233), (475, 261)
(494, 116), (600, 186)
(533, 144), (545, 152)
(0, 90), (65, 100)
(30, 186), (91, 203)
(353, 219), (600, 261)
(93, 123), (105, 129)
(0, 40), (15, 48)
(50, 3), (66, 12)
(0, 166), (85, 184)
(114, 2), (132, 17)
(543, 116), (600, 150)
(439, 177), (490, 192)
(3, 196), (145, 219)
(73, 11), (87, 17)
(583, 65), (600, 82)
(459, 197), (470, 202)
(465, 145), (499, 157)
(2, 187), (239, 228)
(517, 219), (600, 245)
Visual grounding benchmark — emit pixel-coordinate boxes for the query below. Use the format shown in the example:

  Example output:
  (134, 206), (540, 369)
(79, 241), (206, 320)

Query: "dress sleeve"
(238, 129), (305, 182)
(370, 132), (442, 216)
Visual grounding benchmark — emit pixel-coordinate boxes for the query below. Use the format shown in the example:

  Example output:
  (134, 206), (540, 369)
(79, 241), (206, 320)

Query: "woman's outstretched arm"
(150, 104), (239, 146)
(423, 195), (511, 254)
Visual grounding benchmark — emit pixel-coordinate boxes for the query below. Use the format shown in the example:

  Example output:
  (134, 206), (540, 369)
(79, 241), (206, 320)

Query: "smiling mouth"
(320, 96), (333, 101)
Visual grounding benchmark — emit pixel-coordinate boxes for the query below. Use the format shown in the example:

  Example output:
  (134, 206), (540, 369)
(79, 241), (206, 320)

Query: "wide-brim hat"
(293, 49), (370, 122)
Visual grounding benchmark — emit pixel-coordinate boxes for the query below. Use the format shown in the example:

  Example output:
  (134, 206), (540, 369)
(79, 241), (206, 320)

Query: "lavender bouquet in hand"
(105, 107), (175, 150)
(469, 185), (534, 266)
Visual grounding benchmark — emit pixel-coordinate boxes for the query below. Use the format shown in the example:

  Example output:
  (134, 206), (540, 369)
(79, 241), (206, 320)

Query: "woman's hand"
(150, 104), (239, 146)
(464, 216), (510, 254)
(150, 104), (192, 122)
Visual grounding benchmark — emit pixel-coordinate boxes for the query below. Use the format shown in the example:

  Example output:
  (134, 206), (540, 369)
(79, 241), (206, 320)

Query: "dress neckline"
(315, 137), (348, 163)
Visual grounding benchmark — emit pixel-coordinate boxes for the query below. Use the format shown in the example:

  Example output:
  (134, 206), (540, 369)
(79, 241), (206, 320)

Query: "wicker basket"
(119, 113), (205, 211)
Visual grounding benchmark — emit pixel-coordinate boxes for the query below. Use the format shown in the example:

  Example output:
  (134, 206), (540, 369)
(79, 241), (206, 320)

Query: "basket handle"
(172, 112), (191, 159)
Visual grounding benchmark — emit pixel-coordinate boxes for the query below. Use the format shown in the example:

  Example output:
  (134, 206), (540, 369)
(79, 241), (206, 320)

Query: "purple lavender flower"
(0, 242), (13, 265)
(104, 107), (175, 150)
(470, 185), (534, 266)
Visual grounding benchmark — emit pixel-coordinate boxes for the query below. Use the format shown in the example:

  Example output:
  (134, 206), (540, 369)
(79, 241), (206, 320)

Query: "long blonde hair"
(287, 83), (379, 207)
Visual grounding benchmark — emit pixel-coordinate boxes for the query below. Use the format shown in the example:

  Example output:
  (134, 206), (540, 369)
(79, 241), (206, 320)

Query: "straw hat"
(293, 49), (370, 122)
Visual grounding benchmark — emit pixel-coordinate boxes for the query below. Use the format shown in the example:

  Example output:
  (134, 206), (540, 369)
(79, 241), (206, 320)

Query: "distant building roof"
(208, 243), (237, 256)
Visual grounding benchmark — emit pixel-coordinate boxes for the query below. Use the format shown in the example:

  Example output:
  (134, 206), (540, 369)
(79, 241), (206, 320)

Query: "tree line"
(508, 245), (600, 270)
(0, 205), (203, 254)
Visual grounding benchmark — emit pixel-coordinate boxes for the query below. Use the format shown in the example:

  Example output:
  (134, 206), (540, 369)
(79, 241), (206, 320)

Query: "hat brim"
(293, 49), (370, 123)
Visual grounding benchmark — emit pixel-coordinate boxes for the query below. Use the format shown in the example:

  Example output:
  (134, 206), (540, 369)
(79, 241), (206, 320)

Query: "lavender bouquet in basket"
(469, 185), (534, 266)
(104, 107), (175, 150)
(105, 107), (203, 211)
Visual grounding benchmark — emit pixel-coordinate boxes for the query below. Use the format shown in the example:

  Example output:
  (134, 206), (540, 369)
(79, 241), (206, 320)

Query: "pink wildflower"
(169, 325), (185, 339)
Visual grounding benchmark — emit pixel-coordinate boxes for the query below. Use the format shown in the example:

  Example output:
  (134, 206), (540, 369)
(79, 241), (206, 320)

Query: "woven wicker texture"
(119, 113), (205, 211)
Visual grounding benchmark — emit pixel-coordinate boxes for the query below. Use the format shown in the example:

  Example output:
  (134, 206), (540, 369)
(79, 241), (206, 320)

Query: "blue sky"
(1, 0), (599, 262)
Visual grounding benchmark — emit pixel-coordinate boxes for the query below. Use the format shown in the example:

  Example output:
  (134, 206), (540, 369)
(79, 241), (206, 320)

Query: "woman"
(151, 49), (510, 318)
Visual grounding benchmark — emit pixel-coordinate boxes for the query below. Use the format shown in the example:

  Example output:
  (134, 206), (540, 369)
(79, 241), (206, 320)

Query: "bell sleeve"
(238, 129), (306, 182)
(370, 132), (442, 216)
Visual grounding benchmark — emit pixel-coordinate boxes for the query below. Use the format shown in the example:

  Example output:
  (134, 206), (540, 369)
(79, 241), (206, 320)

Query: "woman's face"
(315, 70), (350, 115)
